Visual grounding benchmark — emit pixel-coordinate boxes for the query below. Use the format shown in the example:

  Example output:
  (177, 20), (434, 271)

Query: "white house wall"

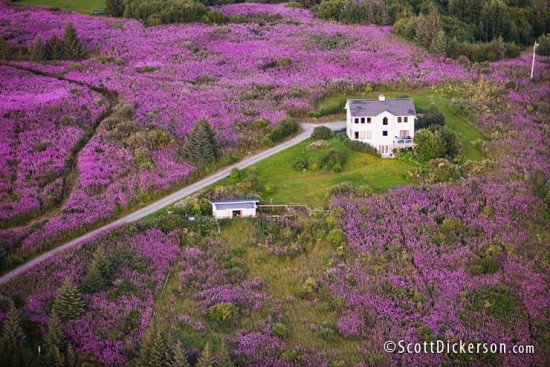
(347, 109), (415, 157)
(213, 208), (257, 219)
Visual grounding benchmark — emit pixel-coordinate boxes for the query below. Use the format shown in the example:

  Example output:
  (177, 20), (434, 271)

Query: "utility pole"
(531, 41), (539, 79)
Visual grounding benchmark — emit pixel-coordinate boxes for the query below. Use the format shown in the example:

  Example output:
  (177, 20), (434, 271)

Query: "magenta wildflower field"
(0, 0), (549, 366)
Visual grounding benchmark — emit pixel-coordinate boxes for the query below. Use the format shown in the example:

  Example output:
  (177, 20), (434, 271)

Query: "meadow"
(18, 0), (105, 14)
(0, 1), (548, 367)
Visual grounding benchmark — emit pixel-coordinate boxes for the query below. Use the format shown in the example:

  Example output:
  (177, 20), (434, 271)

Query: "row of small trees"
(137, 332), (234, 367)
(31, 22), (87, 62)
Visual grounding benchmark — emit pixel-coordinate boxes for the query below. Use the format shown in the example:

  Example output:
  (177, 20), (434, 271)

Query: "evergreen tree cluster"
(31, 22), (87, 63)
(183, 117), (220, 165)
(138, 331), (235, 367)
(0, 302), (79, 367)
(315, 0), (550, 61)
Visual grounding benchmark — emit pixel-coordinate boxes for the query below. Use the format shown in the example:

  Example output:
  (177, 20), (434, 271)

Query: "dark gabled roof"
(210, 199), (259, 210)
(347, 98), (416, 117)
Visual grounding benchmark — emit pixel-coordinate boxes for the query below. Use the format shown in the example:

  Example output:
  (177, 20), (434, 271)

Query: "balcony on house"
(394, 136), (415, 148)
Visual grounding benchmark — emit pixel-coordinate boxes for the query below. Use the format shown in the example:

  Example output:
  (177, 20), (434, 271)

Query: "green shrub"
(208, 302), (238, 324)
(311, 126), (333, 140)
(271, 323), (288, 338)
(416, 105), (445, 129)
(326, 228), (346, 246)
(408, 158), (461, 184)
(293, 158), (308, 171)
(266, 117), (299, 143)
(466, 285), (519, 318)
(342, 137), (381, 157)
(307, 157), (322, 171)
(322, 150), (346, 170)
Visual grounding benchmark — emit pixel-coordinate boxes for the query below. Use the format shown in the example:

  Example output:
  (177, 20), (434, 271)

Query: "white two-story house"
(345, 95), (416, 158)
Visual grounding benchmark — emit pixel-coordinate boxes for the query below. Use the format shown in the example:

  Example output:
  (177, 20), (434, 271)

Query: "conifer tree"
(44, 313), (66, 350)
(31, 35), (46, 62)
(215, 341), (234, 367)
(51, 278), (85, 321)
(430, 30), (447, 55)
(138, 330), (169, 367)
(1, 303), (26, 344)
(93, 246), (113, 280)
(45, 32), (62, 61)
(183, 117), (220, 164)
(62, 22), (87, 60)
(196, 342), (214, 367)
(105, 0), (126, 17)
(82, 259), (106, 293)
(168, 339), (190, 367)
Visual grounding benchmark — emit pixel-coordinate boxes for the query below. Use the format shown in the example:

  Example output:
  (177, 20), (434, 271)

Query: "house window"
(367, 117), (371, 123)
(404, 117), (408, 122)
(361, 117), (365, 124)
(383, 131), (388, 136)
(366, 131), (372, 139)
(379, 145), (390, 155)
(354, 118), (359, 124)
(354, 131), (359, 139)
(383, 117), (388, 125)
(398, 117), (402, 123)
(359, 131), (365, 139)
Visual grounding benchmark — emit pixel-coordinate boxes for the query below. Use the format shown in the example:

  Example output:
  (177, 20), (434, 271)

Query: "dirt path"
(0, 121), (346, 285)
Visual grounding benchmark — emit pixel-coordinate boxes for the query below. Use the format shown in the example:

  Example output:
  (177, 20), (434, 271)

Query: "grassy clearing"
(215, 137), (413, 208)
(150, 218), (362, 364)
(19, 0), (105, 14)
(316, 91), (488, 161)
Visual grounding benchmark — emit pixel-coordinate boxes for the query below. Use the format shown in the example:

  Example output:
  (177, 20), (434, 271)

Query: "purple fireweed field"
(0, 0), (479, 262)
(0, 0), (549, 366)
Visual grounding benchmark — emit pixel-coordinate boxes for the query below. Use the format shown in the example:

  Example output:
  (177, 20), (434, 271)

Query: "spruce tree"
(430, 30), (447, 55)
(44, 313), (66, 350)
(93, 246), (113, 280)
(215, 341), (234, 367)
(196, 342), (214, 367)
(138, 330), (169, 367)
(1, 303), (26, 344)
(82, 259), (106, 293)
(183, 118), (220, 164)
(31, 35), (46, 62)
(62, 22), (87, 60)
(45, 32), (62, 61)
(168, 339), (190, 367)
(105, 0), (126, 17)
(51, 278), (85, 321)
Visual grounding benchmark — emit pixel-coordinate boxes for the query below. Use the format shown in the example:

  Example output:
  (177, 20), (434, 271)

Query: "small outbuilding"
(210, 199), (259, 219)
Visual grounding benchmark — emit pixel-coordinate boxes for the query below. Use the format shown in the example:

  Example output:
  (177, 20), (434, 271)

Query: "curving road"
(0, 121), (346, 285)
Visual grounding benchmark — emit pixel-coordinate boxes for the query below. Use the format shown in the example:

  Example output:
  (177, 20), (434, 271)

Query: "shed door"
(232, 210), (242, 217)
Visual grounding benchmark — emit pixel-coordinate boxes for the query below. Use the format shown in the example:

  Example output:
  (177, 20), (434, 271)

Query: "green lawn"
(19, 0), (105, 14)
(317, 91), (488, 161)
(216, 137), (414, 208)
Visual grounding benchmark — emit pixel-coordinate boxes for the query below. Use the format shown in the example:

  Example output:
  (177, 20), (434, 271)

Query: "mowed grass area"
(216, 137), (414, 208)
(317, 91), (488, 161)
(19, 0), (105, 14)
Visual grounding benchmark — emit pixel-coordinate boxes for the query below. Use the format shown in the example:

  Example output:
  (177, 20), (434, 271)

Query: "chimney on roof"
(379, 94), (385, 101)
